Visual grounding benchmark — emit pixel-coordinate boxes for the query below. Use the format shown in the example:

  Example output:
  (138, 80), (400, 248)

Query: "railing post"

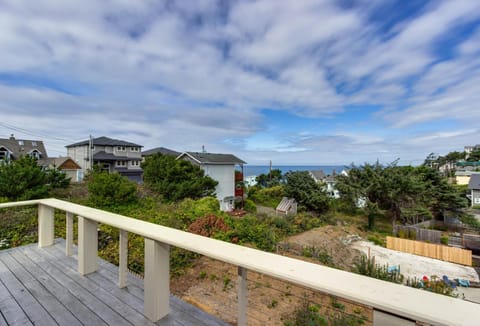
(38, 204), (54, 247)
(144, 238), (170, 322)
(238, 266), (248, 326)
(118, 229), (128, 288)
(66, 212), (73, 256)
(78, 216), (98, 275)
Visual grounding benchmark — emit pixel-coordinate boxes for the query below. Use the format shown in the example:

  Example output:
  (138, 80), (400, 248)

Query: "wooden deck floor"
(0, 240), (229, 326)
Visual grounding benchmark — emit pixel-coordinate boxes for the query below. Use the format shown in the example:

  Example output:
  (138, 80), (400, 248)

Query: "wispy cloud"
(0, 0), (479, 164)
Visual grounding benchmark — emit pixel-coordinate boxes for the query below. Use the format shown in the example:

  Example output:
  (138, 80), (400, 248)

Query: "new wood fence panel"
(386, 237), (472, 266)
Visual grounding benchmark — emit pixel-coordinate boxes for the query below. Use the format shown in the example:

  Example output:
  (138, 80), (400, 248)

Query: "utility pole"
(89, 134), (93, 171)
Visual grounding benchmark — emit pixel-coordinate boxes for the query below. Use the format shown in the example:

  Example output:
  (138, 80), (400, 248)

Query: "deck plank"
(0, 256), (57, 326)
(0, 275), (32, 326)
(1, 253), (82, 326)
(9, 249), (107, 326)
(0, 241), (229, 326)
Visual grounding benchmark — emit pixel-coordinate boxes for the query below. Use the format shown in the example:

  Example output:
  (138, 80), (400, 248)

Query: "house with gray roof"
(468, 174), (480, 207)
(0, 134), (48, 163)
(38, 157), (82, 182)
(66, 136), (143, 182)
(177, 152), (246, 211)
(142, 147), (180, 157)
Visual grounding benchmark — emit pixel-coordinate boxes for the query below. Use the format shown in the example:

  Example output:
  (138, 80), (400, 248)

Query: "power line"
(0, 122), (73, 142)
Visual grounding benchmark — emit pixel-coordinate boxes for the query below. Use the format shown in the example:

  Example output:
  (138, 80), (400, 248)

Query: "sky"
(1, 0), (480, 165)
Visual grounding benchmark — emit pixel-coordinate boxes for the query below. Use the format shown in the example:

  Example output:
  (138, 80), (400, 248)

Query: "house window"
(18, 140), (24, 146)
(131, 160), (140, 167)
(0, 148), (8, 162)
(130, 147), (139, 152)
(116, 160), (126, 167)
(32, 141), (37, 147)
(117, 146), (126, 151)
(30, 150), (40, 159)
(474, 197), (480, 204)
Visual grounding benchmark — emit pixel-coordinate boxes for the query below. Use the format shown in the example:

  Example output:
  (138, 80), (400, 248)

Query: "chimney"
(9, 134), (15, 140)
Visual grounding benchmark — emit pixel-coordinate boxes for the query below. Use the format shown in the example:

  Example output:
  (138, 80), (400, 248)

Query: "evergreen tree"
(283, 171), (330, 213)
(142, 154), (218, 201)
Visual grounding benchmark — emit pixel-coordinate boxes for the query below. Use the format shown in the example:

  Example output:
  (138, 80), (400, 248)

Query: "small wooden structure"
(276, 197), (297, 216)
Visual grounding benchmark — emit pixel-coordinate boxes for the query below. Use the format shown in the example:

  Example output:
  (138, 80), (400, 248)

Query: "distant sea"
(243, 165), (347, 177)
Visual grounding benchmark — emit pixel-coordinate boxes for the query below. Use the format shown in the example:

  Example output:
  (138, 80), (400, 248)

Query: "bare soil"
(171, 225), (372, 325)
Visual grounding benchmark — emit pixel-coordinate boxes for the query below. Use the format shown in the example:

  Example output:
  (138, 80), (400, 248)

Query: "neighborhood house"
(66, 136), (143, 182)
(0, 134), (47, 163)
(177, 152), (246, 211)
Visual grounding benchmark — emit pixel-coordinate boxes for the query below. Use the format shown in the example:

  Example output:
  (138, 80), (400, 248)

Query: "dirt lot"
(171, 225), (372, 325)
(171, 224), (480, 325)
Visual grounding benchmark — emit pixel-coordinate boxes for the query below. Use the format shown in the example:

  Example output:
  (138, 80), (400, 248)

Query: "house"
(0, 134), (48, 163)
(309, 170), (326, 183)
(177, 152), (246, 211)
(38, 157), (82, 182)
(468, 174), (480, 207)
(142, 147), (180, 157)
(66, 136), (143, 182)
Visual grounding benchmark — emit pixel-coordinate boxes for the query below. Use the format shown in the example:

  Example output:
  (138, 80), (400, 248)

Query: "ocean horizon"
(242, 165), (347, 177)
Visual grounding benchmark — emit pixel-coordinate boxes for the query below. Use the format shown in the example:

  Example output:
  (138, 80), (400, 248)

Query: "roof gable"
(468, 174), (480, 189)
(178, 152), (246, 165)
(66, 136), (142, 148)
(0, 136), (48, 159)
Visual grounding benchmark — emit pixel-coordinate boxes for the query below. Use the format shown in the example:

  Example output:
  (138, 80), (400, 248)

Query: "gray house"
(468, 174), (480, 207)
(0, 134), (48, 163)
(66, 136), (143, 182)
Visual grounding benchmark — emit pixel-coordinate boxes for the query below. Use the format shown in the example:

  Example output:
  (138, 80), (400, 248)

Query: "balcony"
(0, 198), (479, 325)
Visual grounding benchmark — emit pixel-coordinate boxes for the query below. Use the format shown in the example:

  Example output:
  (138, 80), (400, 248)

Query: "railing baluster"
(118, 229), (128, 288)
(66, 212), (73, 256)
(144, 238), (170, 322)
(78, 216), (98, 275)
(237, 266), (248, 326)
(38, 204), (54, 247)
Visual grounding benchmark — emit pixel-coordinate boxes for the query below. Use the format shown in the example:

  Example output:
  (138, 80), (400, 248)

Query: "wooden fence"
(393, 225), (442, 243)
(386, 236), (472, 266)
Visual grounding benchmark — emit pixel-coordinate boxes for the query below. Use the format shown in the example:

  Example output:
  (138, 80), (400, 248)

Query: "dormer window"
(117, 146), (126, 151)
(18, 140), (24, 146)
(32, 141), (37, 147)
(30, 150), (40, 159)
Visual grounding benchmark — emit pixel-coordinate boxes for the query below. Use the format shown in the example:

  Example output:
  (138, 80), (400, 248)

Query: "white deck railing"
(1, 198), (479, 325)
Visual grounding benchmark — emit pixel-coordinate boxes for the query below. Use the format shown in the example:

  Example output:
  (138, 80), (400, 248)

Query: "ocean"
(242, 165), (347, 177)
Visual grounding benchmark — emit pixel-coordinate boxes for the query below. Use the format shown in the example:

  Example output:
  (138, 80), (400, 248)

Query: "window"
(475, 197), (480, 204)
(117, 146), (126, 151)
(0, 148), (7, 161)
(32, 141), (37, 147)
(131, 160), (140, 167)
(130, 147), (139, 152)
(30, 150), (40, 159)
(116, 160), (126, 167)
(18, 140), (24, 146)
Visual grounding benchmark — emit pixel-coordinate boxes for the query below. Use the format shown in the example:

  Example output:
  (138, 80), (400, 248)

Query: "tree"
(283, 171), (330, 213)
(142, 154), (218, 201)
(86, 170), (137, 207)
(256, 169), (283, 188)
(0, 156), (49, 200)
(467, 148), (480, 162)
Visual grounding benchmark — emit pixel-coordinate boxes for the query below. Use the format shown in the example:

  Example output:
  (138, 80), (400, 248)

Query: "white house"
(177, 152), (246, 211)
(66, 136), (143, 182)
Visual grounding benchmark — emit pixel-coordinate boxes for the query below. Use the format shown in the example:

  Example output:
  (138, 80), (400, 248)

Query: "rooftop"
(66, 136), (142, 148)
(180, 152), (246, 165)
(142, 147), (180, 157)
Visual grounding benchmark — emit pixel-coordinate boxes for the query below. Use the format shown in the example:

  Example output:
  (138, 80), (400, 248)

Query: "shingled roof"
(179, 152), (246, 165)
(469, 174), (480, 190)
(66, 136), (142, 148)
(0, 135), (48, 159)
(142, 147), (181, 157)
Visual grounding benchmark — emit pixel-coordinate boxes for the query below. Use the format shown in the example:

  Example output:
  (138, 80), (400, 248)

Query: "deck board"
(0, 241), (229, 326)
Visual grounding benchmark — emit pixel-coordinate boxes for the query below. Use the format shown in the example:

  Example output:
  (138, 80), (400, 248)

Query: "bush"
(352, 255), (403, 283)
(244, 199), (257, 213)
(440, 235), (449, 245)
(248, 185), (284, 208)
(86, 171), (137, 207)
(188, 214), (229, 237)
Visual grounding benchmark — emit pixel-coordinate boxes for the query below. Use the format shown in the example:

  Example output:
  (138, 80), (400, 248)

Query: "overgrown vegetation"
(86, 168), (138, 207)
(352, 255), (404, 283)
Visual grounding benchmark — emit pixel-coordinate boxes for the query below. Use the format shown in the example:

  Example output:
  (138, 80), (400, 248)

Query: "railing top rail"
(1, 198), (479, 325)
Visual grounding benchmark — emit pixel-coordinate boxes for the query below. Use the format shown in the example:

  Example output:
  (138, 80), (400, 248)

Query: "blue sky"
(0, 0), (480, 165)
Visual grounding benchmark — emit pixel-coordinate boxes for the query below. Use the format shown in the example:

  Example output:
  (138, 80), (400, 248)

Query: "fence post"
(78, 216), (98, 275)
(38, 204), (54, 247)
(144, 238), (170, 322)
(66, 212), (73, 256)
(238, 266), (248, 326)
(118, 229), (128, 288)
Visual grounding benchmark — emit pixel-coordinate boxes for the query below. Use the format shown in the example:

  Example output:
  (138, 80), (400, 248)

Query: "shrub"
(248, 185), (284, 208)
(244, 199), (257, 213)
(352, 255), (403, 283)
(86, 171), (137, 207)
(440, 235), (449, 245)
(188, 214), (229, 237)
